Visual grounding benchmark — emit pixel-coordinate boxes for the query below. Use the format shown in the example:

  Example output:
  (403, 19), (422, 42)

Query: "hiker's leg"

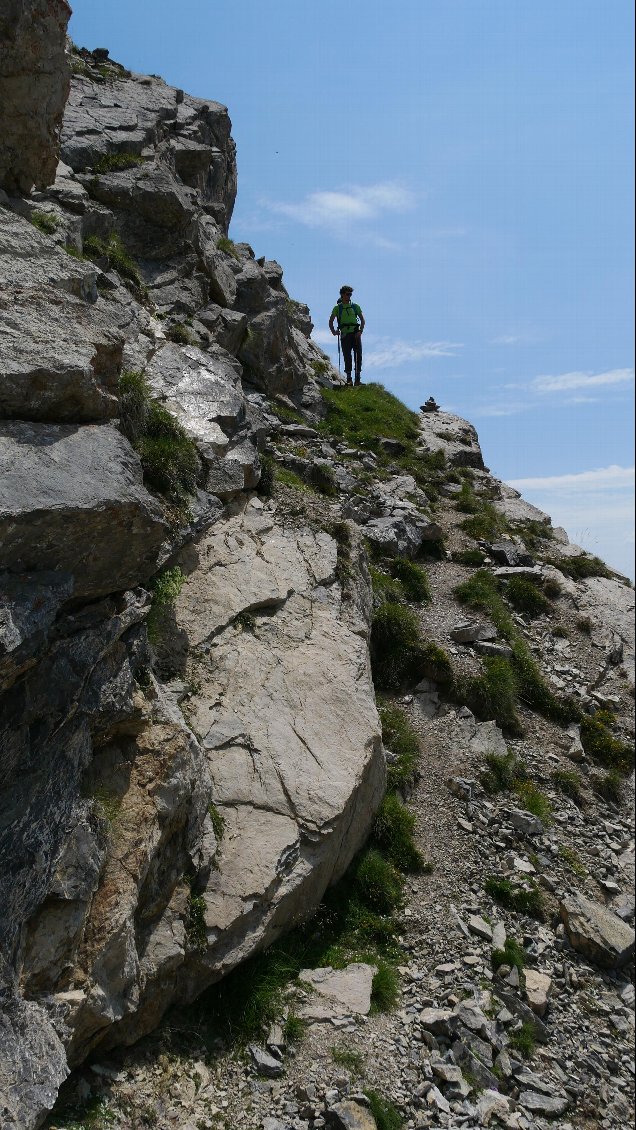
(342, 334), (354, 383)
(354, 334), (362, 384)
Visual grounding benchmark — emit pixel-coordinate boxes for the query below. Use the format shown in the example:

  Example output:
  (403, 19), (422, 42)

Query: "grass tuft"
(551, 768), (584, 806)
(580, 711), (634, 775)
(371, 961), (400, 1012)
(504, 576), (552, 618)
(364, 1090), (404, 1130)
(492, 936), (526, 972)
(509, 1022), (537, 1059)
(452, 548), (486, 567)
(118, 371), (202, 503)
(373, 794), (424, 873)
(370, 602), (424, 691)
(30, 210), (58, 234)
(389, 558), (431, 603)
(513, 780), (553, 823)
(331, 1046), (365, 1075)
(485, 876), (545, 919)
(548, 554), (614, 580)
(92, 152), (145, 174)
(379, 702), (420, 792)
(83, 232), (141, 287)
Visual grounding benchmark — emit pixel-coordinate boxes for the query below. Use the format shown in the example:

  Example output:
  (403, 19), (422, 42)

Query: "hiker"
(329, 285), (365, 386)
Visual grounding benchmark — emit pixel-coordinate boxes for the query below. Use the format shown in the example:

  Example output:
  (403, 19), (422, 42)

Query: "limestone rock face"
(417, 409), (486, 470)
(0, 0), (71, 194)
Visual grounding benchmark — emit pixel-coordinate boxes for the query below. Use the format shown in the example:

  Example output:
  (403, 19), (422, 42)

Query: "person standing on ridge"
(329, 285), (365, 386)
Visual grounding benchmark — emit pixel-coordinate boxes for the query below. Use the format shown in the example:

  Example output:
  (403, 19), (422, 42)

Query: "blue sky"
(69, 1), (634, 578)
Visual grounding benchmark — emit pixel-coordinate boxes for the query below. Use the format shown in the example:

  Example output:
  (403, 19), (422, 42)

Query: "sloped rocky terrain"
(0, 11), (634, 1130)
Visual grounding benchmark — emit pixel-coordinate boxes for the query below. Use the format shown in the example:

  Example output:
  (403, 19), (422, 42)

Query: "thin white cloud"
(532, 367), (634, 393)
(469, 400), (531, 417)
(266, 181), (416, 232)
(364, 339), (461, 369)
(508, 465), (635, 492)
(311, 329), (333, 346)
(492, 334), (522, 345)
(506, 465), (635, 579)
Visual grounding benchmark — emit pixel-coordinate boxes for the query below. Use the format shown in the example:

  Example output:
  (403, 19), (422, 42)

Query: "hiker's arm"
(358, 313), (365, 332)
(329, 313), (338, 336)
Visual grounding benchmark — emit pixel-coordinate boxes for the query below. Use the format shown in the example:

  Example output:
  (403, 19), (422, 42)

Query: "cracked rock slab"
(168, 503), (385, 979)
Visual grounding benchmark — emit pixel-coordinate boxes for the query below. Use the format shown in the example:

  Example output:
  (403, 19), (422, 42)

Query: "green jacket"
(332, 301), (362, 333)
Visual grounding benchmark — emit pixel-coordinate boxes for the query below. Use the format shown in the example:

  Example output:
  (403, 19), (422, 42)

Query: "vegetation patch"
(275, 466), (312, 492)
(481, 749), (519, 794)
(373, 793), (424, 873)
(592, 769), (623, 804)
(83, 232), (142, 288)
(185, 892), (208, 953)
(389, 558), (431, 603)
(508, 1022), (537, 1058)
(551, 768), (584, 806)
(177, 840), (403, 1047)
(320, 382), (419, 456)
(548, 554), (614, 580)
(492, 936), (526, 972)
(147, 565), (186, 641)
(370, 602), (424, 691)
(216, 235), (241, 260)
(458, 657), (522, 735)
(454, 570), (580, 727)
(504, 576), (552, 618)
(558, 845), (587, 879)
(485, 876), (545, 920)
(44, 1095), (117, 1129)
(451, 548), (486, 567)
(331, 1046), (365, 1076)
(460, 502), (510, 542)
(580, 710), (634, 775)
(92, 152), (145, 174)
(364, 1090), (404, 1130)
(329, 520), (353, 586)
(513, 780), (553, 823)
(378, 702), (420, 792)
(166, 321), (197, 345)
(270, 401), (305, 425)
(256, 453), (275, 498)
(208, 804), (225, 841)
(30, 210), (58, 234)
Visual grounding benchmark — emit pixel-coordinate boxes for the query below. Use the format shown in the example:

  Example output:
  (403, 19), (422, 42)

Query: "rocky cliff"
(0, 14), (634, 1130)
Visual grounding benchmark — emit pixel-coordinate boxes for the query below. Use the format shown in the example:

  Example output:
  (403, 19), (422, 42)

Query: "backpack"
(336, 301), (361, 331)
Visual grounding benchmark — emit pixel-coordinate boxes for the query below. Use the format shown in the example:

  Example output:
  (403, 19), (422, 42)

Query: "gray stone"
(476, 1090), (512, 1126)
(519, 1090), (569, 1117)
(419, 1008), (454, 1037)
(473, 640), (514, 658)
(327, 1100), (377, 1130)
(524, 969), (552, 1017)
(507, 808), (544, 837)
(560, 892), (635, 968)
(248, 1045), (284, 1078)
(298, 963), (376, 1021)
(451, 620), (498, 644)
(0, 0), (71, 194)
(487, 542), (534, 567)
(0, 422), (166, 599)
(469, 720), (508, 758)
(417, 409), (485, 469)
(468, 915), (493, 942)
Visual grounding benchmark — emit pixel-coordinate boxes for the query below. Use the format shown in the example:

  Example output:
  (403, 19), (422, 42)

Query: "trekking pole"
(337, 331), (341, 376)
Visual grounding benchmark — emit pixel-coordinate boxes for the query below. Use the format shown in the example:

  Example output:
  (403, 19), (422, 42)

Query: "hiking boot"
(345, 377), (353, 386)
(354, 377), (362, 386)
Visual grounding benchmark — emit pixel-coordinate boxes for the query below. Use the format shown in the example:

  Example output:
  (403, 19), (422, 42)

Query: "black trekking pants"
(341, 331), (362, 381)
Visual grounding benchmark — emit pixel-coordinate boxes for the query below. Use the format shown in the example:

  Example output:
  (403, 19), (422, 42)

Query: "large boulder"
(0, 422), (167, 599)
(92, 500), (385, 1050)
(0, 0), (71, 194)
(560, 892), (635, 968)
(417, 409), (485, 470)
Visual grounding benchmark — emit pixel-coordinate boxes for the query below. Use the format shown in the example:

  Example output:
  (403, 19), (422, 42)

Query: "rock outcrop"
(0, 0), (71, 195)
